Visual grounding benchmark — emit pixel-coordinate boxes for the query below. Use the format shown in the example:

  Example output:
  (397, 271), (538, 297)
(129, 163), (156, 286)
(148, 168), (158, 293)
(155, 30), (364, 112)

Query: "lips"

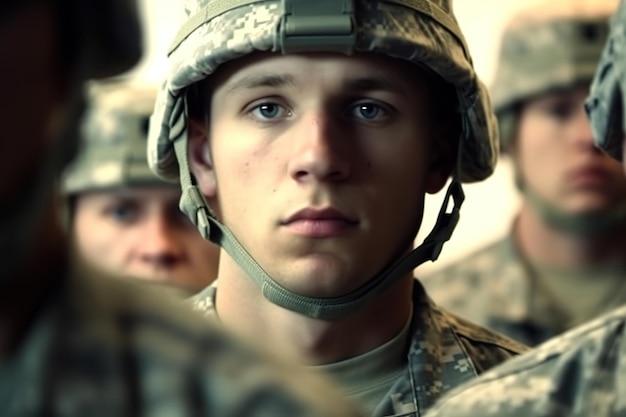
(281, 208), (358, 238)
(566, 165), (613, 187)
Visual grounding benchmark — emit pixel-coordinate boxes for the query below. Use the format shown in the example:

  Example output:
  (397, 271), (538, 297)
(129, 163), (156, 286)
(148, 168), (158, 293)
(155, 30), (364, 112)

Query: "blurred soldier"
(62, 81), (219, 295)
(148, 0), (527, 415)
(423, 1), (626, 416)
(423, 0), (626, 346)
(0, 1), (369, 416)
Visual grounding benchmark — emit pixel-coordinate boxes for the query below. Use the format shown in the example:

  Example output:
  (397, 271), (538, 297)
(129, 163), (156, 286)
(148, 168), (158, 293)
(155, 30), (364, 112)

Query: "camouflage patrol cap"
(586, 0), (626, 161)
(63, 82), (165, 195)
(148, 0), (499, 184)
(492, 0), (617, 149)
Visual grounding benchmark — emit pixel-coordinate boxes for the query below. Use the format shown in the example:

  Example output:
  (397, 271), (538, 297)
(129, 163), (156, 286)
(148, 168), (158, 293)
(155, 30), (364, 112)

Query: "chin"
(566, 200), (621, 215)
(277, 267), (362, 298)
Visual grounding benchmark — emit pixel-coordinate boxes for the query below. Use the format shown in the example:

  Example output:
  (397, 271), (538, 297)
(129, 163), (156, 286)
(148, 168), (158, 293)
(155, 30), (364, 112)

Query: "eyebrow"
(225, 73), (407, 97)
(226, 73), (296, 95)
(343, 76), (407, 97)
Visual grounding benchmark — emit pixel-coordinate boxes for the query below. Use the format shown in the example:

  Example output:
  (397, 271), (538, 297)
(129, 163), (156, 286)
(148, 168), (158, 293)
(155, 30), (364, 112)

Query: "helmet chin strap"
(173, 97), (466, 319)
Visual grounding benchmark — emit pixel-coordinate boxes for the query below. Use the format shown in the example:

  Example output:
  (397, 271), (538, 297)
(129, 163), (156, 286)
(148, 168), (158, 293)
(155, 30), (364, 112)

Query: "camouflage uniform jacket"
(424, 303), (626, 417)
(0, 256), (363, 417)
(422, 234), (565, 346)
(191, 278), (528, 416)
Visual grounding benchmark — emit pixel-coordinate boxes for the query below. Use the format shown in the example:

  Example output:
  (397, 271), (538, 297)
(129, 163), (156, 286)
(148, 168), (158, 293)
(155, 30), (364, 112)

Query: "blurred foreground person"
(424, 1), (626, 415)
(62, 81), (219, 295)
(0, 1), (365, 416)
(424, 0), (626, 346)
(148, 0), (527, 415)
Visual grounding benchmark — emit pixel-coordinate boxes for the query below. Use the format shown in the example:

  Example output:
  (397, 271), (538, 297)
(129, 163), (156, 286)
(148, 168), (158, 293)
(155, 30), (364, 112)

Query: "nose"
(138, 213), (184, 269)
(287, 111), (351, 183)
(569, 105), (597, 151)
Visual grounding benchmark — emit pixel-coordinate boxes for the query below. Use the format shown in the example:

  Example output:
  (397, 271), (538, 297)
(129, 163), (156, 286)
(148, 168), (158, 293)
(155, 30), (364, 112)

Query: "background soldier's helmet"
(492, 0), (617, 151)
(62, 82), (163, 196)
(586, 0), (626, 161)
(148, 0), (499, 184)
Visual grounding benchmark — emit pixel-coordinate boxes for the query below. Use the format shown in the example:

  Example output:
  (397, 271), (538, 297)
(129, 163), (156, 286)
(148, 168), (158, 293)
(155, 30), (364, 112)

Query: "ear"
(188, 118), (217, 198)
(425, 129), (456, 194)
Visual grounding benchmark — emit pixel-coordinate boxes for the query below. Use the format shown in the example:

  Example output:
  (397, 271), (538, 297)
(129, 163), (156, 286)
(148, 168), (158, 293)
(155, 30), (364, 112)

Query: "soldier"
(422, 0), (626, 346)
(423, 1), (626, 416)
(0, 1), (368, 416)
(62, 81), (219, 295)
(148, 0), (528, 415)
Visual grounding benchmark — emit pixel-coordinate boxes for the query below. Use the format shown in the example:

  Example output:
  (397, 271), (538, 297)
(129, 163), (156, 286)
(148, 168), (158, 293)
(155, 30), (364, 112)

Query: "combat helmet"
(491, 0), (617, 151)
(147, 0), (498, 319)
(63, 81), (164, 196)
(586, 0), (626, 161)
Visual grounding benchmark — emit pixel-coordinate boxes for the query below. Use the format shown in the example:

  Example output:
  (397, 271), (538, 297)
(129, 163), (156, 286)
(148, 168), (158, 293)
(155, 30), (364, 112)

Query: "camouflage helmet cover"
(63, 81), (166, 195)
(492, 0), (617, 149)
(148, 0), (499, 184)
(586, 0), (626, 161)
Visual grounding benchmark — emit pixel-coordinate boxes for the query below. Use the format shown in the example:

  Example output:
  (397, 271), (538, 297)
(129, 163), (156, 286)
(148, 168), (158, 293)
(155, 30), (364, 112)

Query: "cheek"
(188, 235), (220, 266)
(212, 134), (278, 207)
(73, 210), (123, 259)
(367, 135), (430, 186)
(516, 122), (560, 181)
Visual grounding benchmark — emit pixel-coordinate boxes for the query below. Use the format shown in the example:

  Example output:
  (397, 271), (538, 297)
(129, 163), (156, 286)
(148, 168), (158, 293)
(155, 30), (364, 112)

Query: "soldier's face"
(72, 187), (219, 291)
(0, 3), (65, 203)
(189, 52), (449, 297)
(516, 85), (626, 216)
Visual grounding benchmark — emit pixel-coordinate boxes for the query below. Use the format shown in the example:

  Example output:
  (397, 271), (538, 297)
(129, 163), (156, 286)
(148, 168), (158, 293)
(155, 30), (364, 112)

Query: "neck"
(516, 203), (626, 267)
(215, 257), (414, 365)
(0, 201), (66, 357)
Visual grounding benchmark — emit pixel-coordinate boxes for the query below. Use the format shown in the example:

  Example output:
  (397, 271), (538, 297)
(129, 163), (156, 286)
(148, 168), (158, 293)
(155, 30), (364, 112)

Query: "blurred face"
(516, 85), (626, 216)
(190, 52), (450, 297)
(72, 187), (219, 291)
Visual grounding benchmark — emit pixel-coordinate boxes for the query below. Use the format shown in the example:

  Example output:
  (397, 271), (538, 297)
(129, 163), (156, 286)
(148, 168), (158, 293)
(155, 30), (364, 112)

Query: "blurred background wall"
(126, 0), (553, 275)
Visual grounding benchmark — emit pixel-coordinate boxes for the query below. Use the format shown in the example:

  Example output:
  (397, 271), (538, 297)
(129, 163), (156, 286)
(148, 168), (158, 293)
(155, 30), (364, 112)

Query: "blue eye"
(350, 103), (388, 121)
(105, 204), (138, 224)
(545, 103), (577, 121)
(250, 103), (288, 120)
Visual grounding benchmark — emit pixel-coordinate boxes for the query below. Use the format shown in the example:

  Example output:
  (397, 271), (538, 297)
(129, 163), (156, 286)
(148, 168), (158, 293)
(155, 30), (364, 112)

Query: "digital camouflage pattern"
(62, 82), (165, 195)
(421, 236), (559, 347)
(0, 255), (364, 417)
(491, 0), (615, 148)
(424, 304), (626, 417)
(421, 235), (626, 346)
(148, 0), (498, 184)
(586, 0), (626, 161)
(190, 279), (528, 416)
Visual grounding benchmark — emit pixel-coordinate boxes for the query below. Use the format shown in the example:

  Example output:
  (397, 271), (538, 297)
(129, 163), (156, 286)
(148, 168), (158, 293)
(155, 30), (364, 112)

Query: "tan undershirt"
(307, 310), (412, 415)
(529, 262), (626, 330)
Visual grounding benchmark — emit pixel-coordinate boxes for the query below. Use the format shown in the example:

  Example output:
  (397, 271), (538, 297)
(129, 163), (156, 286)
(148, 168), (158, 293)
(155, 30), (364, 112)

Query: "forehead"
(81, 186), (181, 203)
(209, 51), (430, 93)
(523, 83), (591, 109)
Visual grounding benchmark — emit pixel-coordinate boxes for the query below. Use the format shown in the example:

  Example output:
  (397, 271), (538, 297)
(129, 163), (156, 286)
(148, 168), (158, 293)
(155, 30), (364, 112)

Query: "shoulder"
(434, 302), (529, 372)
(188, 283), (218, 318)
(67, 263), (364, 417)
(412, 281), (528, 373)
(426, 305), (626, 417)
(68, 263), (232, 359)
(421, 238), (510, 302)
